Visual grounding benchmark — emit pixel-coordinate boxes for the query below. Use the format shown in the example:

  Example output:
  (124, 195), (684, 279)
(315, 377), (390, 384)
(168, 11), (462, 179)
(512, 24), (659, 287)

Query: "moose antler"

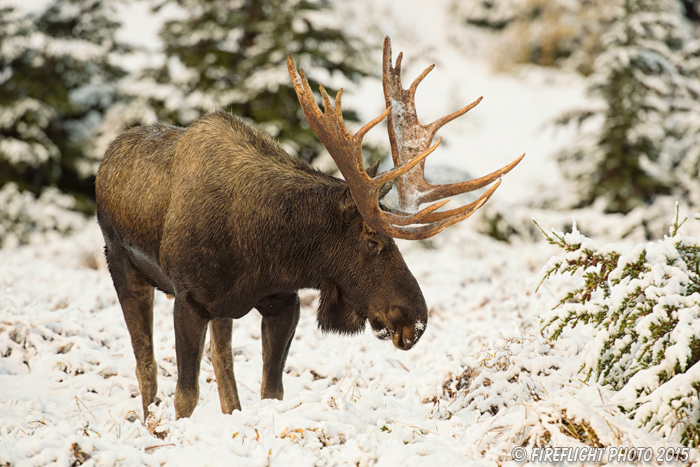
(286, 55), (450, 239)
(286, 38), (523, 240)
(382, 36), (525, 223)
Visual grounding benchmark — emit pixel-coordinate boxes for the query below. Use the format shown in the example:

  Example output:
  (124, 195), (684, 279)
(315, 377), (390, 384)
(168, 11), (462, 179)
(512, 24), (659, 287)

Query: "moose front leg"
(255, 293), (300, 400)
(173, 295), (209, 419)
(209, 318), (241, 413)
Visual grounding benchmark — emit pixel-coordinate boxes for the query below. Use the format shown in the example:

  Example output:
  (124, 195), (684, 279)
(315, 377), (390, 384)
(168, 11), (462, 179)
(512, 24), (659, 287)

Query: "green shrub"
(536, 209), (700, 446)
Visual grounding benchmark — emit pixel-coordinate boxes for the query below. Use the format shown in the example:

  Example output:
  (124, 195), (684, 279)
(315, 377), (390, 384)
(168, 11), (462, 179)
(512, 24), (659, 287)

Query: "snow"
(0, 222), (564, 466)
(2, 0), (700, 465)
(3, 222), (697, 464)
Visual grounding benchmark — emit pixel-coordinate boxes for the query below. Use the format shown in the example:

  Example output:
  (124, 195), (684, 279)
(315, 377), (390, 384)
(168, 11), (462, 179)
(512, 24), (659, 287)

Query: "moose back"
(95, 37), (522, 420)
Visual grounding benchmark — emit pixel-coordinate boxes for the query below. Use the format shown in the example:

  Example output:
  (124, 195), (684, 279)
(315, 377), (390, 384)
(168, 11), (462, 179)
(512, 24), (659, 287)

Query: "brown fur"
(95, 111), (428, 419)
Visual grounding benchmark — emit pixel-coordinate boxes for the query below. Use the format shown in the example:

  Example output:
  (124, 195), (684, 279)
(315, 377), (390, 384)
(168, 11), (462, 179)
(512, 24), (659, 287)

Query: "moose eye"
(367, 240), (379, 252)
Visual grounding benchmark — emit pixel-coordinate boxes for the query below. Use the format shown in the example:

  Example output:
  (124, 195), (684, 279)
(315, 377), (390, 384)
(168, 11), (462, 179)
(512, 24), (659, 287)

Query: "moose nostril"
(392, 325), (411, 350)
(390, 323), (421, 351)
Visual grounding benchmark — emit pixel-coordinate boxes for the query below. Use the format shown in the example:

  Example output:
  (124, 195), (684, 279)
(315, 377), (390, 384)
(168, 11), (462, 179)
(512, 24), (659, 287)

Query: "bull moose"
(95, 37), (523, 420)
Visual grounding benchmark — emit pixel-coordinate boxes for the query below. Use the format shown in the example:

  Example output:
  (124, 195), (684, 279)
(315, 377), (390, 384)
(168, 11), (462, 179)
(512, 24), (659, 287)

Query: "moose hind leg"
(209, 318), (241, 413)
(173, 294), (209, 419)
(256, 292), (300, 400)
(104, 245), (157, 420)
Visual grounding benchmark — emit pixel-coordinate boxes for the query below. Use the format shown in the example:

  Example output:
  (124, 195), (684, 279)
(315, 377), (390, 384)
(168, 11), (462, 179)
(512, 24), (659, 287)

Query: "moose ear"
(339, 186), (357, 211)
(366, 161), (381, 177)
(339, 187), (362, 225)
(378, 180), (394, 201)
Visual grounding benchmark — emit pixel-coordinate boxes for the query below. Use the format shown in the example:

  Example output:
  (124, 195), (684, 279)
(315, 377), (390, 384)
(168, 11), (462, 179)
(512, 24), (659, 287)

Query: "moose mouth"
(370, 319), (426, 351)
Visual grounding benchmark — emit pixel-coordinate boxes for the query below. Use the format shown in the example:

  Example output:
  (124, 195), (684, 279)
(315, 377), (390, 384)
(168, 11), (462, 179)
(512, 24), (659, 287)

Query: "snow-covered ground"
(2, 0), (700, 465)
(3, 215), (697, 465)
(0, 219), (546, 466)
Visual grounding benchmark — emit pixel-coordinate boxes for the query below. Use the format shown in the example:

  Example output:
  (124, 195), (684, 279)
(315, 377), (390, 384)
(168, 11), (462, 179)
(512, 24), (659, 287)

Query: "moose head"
(286, 37), (523, 348)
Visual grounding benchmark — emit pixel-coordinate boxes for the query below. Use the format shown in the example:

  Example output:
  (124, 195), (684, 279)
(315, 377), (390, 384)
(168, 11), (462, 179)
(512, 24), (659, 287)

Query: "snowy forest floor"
(1, 212), (699, 466)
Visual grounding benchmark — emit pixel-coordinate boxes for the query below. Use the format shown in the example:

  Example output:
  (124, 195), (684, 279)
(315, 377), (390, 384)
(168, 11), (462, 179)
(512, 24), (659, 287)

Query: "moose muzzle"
(389, 322), (425, 350)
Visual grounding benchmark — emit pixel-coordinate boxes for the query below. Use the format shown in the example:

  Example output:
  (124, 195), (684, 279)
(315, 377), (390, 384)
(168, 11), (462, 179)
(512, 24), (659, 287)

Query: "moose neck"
(250, 176), (353, 293)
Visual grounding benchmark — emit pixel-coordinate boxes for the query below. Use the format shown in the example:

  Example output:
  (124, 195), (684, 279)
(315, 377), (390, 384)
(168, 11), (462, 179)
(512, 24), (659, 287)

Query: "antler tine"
(412, 178), (501, 224)
(383, 36), (434, 102)
(383, 180), (501, 240)
(427, 96), (482, 135)
(382, 199), (451, 227)
(356, 106), (392, 141)
(419, 152), (525, 204)
(319, 84), (337, 116)
(408, 64), (435, 96)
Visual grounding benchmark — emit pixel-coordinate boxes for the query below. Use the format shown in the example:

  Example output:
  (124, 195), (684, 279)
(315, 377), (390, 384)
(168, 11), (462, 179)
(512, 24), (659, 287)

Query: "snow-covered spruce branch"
(535, 210), (700, 446)
(0, 183), (87, 248)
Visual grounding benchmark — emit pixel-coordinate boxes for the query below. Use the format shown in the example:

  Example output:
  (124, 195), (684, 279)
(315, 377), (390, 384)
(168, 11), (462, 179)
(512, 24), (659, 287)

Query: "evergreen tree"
(139, 0), (374, 164)
(0, 6), (59, 193)
(0, 0), (129, 212)
(556, 0), (700, 213)
(663, 36), (700, 204)
(453, 0), (520, 31)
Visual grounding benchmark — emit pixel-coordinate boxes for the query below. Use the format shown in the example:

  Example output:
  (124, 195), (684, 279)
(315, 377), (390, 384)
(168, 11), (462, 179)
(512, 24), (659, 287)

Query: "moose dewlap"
(95, 37), (522, 420)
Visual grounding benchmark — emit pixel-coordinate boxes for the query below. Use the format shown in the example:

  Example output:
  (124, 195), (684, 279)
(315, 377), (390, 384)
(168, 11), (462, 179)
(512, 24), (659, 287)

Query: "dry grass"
(442, 366), (481, 399)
